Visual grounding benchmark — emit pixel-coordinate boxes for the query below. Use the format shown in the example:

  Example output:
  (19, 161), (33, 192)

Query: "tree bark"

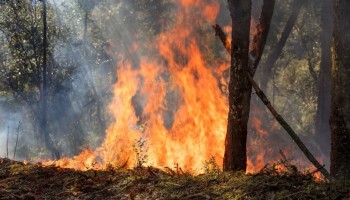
(330, 0), (350, 181)
(224, 0), (252, 172)
(259, 0), (303, 92)
(315, 0), (332, 157)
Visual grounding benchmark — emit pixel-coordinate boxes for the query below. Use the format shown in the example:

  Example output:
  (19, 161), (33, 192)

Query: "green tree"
(0, 0), (83, 158)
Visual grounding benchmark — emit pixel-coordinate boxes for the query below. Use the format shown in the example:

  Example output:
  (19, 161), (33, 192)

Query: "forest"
(0, 0), (349, 199)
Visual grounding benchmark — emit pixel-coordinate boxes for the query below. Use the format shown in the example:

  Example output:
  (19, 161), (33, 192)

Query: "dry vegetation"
(0, 158), (349, 200)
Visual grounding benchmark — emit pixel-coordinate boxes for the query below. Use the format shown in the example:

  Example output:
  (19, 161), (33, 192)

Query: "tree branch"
(251, 0), (275, 74)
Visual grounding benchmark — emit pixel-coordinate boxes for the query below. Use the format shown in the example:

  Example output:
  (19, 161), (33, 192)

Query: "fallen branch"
(246, 59), (332, 181)
(213, 24), (332, 181)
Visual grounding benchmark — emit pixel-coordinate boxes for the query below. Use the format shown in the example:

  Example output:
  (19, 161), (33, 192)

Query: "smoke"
(0, 101), (34, 160)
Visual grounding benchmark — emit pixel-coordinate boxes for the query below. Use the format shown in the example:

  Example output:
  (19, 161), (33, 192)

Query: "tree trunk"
(330, 0), (350, 181)
(224, 0), (252, 172)
(83, 12), (106, 143)
(259, 0), (303, 92)
(41, 0), (60, 159)
(315, 0), (332, 158)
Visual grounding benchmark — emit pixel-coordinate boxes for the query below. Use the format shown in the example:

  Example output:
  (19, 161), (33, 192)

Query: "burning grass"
(0, 158), (348, 199)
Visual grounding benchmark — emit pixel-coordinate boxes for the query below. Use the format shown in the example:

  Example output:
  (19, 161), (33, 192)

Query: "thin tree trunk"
(41, 0), (60, 159)
(315, 0), (332, 157)
(6, 126), (9, 159)
(83, 12), (106, 142)
(13, 122), (21, 160)
(330, 0), (350, 181)
(259, 0), (303, 91)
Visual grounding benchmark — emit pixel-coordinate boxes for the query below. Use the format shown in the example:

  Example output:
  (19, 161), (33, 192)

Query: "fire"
(41, 0), (324, 178)
(44, 0), (227, 173)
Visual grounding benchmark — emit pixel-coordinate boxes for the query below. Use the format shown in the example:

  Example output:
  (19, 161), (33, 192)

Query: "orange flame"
(43, 0), (226, 173)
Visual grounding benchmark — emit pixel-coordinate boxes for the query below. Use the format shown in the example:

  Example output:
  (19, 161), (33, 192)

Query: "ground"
(0, 158), (349, 199)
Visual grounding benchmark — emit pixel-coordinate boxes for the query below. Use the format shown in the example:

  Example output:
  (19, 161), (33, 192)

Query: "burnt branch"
(251, 0), (275, 74)
(213, 24), (231, 54)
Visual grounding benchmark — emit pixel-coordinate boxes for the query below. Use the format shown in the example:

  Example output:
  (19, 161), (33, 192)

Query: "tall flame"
(102, 0), (226, 172)
(45, 0), (227, 173)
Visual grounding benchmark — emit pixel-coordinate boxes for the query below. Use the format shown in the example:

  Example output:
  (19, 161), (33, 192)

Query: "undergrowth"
(0, 157), (349, 199)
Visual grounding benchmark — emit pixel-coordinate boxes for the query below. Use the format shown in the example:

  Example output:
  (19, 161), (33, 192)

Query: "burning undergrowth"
(1, 158), (348, 199)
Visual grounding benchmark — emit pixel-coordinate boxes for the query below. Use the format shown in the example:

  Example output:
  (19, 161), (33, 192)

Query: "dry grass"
(0, 158), (349, 200)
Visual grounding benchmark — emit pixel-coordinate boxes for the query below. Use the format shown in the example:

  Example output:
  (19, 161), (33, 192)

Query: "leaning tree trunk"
(315, 0), (332, 157)
(330, 0), (350, 181)
(224, 0), (252, 172)
(259, 0), (303, 92)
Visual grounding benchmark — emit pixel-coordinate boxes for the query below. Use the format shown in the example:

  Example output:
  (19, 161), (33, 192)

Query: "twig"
(13, 121), (22, 160)
(6, 126), (9, 159)
(120, 157), (129, 169)
(164, 167), (176, 176)
(213, 24), (332, 181)
(279, 149), (288, 162)
(148, 167), (159, 179)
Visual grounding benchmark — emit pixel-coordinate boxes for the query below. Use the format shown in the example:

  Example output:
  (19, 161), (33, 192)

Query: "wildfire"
(41, 0), (324, 178)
